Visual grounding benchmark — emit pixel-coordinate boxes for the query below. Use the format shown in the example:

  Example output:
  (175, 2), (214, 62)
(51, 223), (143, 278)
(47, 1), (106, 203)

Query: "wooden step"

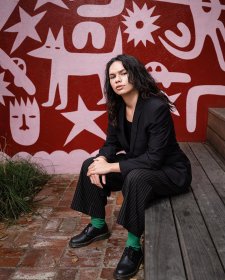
(144, 142), (225, 280)
(208, 108), (225, 140)
(207, 108), (225, 159)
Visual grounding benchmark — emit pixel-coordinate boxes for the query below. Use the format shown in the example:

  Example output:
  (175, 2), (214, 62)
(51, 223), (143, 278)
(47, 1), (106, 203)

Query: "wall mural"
(0, 0), (224, 173)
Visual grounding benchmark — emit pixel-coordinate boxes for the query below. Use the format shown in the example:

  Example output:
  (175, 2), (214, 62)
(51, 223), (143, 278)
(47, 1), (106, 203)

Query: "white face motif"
(109, 61), (135, 96)
(10, 98), (40, 146)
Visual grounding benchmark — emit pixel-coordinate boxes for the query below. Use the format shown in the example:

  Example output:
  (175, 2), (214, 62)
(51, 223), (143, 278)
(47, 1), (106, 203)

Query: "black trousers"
(71, 157), (188, 237)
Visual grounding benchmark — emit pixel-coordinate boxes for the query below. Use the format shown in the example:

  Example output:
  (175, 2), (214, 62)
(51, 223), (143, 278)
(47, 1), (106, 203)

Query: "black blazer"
(98, 95), (192, 188)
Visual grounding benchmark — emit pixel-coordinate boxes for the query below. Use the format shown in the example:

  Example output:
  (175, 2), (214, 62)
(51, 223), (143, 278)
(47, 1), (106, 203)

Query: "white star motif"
(5, 7), (46, 53)
(62, 96), (106, 146)
(0, 72), (14, 105)
(34, 0), (68, 10)
(164, 91), (181, 116)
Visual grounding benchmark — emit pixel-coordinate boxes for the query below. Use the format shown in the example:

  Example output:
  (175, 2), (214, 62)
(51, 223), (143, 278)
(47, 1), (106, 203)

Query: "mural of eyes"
(9, 98), (40, 146)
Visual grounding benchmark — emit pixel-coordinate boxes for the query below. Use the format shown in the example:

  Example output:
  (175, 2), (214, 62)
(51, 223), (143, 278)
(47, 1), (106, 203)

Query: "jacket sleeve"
(97, 122), (123, 160)
(119, 103), (173, 177)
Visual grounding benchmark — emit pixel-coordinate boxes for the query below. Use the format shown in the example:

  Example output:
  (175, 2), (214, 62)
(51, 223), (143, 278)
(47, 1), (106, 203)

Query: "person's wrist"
(98, 156), (107, 161)
(109, 162), (120, 173)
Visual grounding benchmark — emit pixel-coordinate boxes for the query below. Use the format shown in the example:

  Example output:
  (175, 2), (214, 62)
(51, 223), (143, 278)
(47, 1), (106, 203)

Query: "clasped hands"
(87, 156), (110, 188)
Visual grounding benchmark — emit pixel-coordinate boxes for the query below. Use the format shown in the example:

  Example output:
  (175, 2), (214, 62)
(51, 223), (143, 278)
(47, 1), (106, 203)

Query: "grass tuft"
(0, 157), (51, 221)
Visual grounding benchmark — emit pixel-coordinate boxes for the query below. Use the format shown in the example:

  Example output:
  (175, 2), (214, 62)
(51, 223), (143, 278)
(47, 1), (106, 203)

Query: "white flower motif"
(122, 2), (160, 47)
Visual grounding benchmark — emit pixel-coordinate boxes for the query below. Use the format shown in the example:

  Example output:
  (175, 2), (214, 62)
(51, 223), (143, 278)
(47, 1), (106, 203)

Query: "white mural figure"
(0, 49), (36, 95)
(34, 0), (68, 11)
(4, 7), (46, 53)
(72, 22), (106, 49)
(62, 96), (106, 146)
(28, 27), (122, 109)
(145, 61), (191, 116)
(186, 85), (225, 132)
(0, 0), (20, 31)
(145, 61), (191, 88)
(156, 0), (225, 71)
(10, 98), (40, 146)
(77, 0), (125, 17)
(164, 22), (191, 48)
(122, 2), (160, 46)
(0, 72), (14, 105)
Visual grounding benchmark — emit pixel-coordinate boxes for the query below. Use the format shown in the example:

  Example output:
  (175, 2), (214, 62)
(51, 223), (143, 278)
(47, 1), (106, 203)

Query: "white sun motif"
(0, 72), (14, 105)
(122, 2), (160, 47)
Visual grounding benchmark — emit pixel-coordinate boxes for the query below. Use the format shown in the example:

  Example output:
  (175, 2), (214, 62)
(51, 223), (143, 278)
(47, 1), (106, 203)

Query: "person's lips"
(116, 85), (124, 90)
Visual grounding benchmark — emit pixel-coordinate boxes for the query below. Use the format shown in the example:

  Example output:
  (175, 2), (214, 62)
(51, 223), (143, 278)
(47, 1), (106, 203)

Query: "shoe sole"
(69, 231), (111, 248)
(113, 256), (143, 280)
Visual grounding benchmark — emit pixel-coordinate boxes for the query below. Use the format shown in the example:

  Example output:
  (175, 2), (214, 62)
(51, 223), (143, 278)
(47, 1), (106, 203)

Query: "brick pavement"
(0, 175), (144, 280)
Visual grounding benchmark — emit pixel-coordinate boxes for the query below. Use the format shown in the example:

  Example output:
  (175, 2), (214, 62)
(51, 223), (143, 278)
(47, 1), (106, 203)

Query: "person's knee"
(123, 169), (142, 193)
(81, 157), (94, 172)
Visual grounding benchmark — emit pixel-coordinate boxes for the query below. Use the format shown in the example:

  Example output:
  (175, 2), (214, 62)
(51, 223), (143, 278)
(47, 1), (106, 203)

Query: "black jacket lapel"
(130, 96), (144, 153)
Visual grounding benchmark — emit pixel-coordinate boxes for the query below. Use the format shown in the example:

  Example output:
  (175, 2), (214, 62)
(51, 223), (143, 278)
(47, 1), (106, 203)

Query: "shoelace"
(122, 247), (136, 261)
(83, 223), (92, 233)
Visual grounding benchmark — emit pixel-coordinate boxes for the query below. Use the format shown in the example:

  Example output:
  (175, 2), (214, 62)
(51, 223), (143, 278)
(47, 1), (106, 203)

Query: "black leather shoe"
(69, 223), (110, 248)
(113, 247), (143, 279)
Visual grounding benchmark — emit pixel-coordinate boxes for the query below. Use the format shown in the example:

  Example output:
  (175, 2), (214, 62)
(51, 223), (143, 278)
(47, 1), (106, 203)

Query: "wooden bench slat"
(189, 142), (225, 203)
(172, 190), (225, 280)
(204, 142), (225, 172)
(145, 198), (186, 280)
(181, 143), (225, 268)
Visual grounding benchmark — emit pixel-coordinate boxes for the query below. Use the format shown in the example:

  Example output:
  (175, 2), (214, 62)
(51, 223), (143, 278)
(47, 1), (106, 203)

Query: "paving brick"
(14, 232), (34, 248)
(32, 236), (68, 248)
(34, 207), (53, 219)
(20, 248), (63, 268)
(100, 268), (115, 279)
(60, 247), (103, 269)
(49, 207), (79, 218)
(0, 268), (15, 280)
(105, 204), (114, 218)
(58, 190), (74, 207)
(44, 218), (62, 231)
(20, 250), (42, 267)
(0, 257), (21, 267)
(0, 231), (19, 249)
(79, 268), (99, 280)
(54, 268), (78, 280)
(11, 268), (56, 280)
(58, 218), (77, 234)
(106, 196), (116, 205)
(103, 246), (124, 267)
(23, 219), (43, 232)
(116, 192), (123, 205)
(0, 248), (24, 258)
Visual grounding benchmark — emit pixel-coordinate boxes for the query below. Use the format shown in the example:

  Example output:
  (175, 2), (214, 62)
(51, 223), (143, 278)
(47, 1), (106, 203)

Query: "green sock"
(126, 232), (141, 251)
(91, 217), (106, 229)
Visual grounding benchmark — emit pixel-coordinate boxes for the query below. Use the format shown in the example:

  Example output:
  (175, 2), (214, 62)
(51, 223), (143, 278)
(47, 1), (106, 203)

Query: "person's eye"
(109, 76), (115, 79)
(122, 72), (127, 75)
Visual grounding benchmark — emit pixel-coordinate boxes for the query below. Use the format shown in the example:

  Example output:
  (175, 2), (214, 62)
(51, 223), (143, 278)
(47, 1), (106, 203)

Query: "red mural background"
(0, 0), (225, 173)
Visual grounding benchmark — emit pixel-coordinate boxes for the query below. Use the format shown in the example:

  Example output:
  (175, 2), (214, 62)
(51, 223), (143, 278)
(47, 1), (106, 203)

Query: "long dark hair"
(104, 54), (173, 127)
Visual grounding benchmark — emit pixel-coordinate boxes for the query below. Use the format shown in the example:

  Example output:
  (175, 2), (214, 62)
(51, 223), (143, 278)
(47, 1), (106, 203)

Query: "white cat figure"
(28, 27), (123, 109)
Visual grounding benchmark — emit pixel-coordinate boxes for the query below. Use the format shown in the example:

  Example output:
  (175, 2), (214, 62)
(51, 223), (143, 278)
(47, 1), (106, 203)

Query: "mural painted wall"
(0, 0), (225, 173)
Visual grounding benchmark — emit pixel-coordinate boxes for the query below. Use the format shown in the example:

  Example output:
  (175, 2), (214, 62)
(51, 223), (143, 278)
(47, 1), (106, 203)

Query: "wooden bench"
(145, 142), (225, 280)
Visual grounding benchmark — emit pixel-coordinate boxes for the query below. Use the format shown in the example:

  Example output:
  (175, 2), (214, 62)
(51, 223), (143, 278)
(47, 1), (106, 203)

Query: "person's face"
(109, 61), (135, 96)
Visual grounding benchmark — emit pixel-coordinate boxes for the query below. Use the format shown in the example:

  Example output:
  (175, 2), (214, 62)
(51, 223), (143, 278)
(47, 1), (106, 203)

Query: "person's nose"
(115, 75), (122, 83)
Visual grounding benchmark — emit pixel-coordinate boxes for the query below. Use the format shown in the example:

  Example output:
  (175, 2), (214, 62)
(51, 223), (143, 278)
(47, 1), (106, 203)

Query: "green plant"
(0, 157), (51, 221)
